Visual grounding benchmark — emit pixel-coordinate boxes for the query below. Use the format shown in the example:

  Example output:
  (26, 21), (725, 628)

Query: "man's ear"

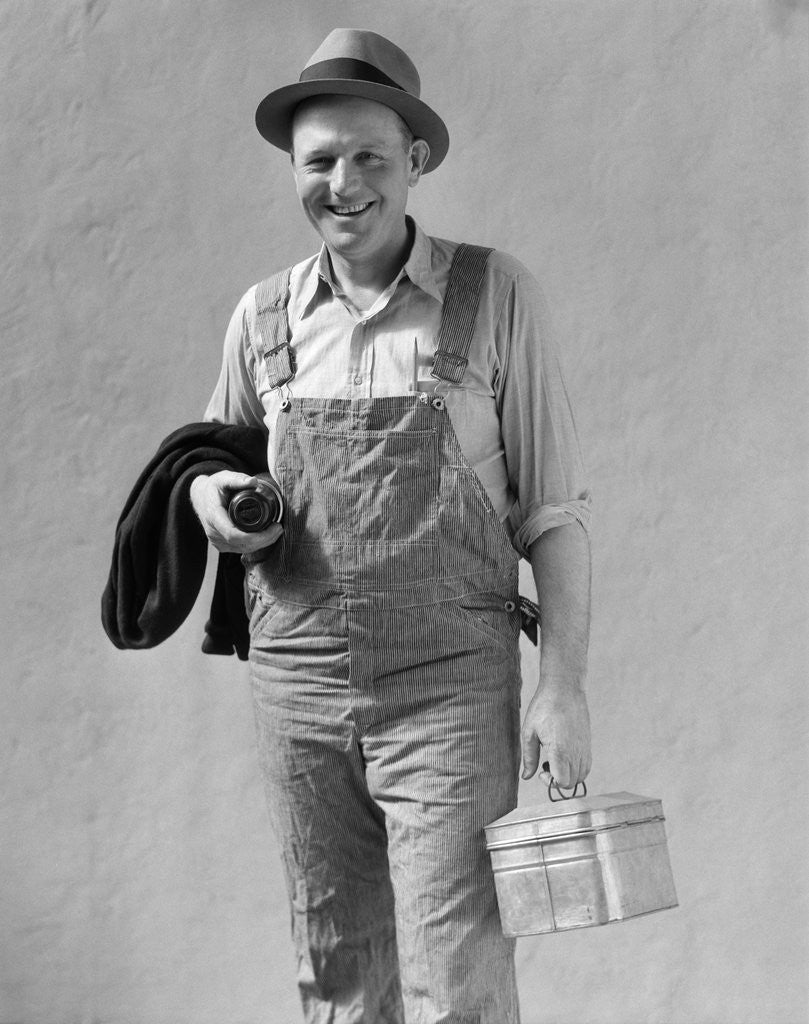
(409, 139), (431, 186)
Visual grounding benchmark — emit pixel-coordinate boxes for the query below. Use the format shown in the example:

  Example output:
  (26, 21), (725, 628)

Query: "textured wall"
(1, 1), (806, 1022)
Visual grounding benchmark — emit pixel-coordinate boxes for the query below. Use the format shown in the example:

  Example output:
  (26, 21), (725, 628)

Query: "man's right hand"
(189, 471), (284, 554)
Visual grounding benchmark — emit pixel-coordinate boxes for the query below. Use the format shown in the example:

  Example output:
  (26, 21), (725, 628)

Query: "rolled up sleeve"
(495, 263), (592, 558)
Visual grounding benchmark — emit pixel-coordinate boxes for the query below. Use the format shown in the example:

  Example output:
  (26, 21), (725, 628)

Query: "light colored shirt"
(204, 219), (590, 557)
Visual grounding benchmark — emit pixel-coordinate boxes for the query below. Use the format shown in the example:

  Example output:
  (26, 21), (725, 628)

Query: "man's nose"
(329, 159), (359, 197)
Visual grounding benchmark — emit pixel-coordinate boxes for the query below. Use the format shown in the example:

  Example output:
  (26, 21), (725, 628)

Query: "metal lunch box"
(484, 782), (678, 936)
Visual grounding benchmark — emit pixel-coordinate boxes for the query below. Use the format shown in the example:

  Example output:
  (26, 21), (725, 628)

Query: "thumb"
(521, 732), (541, 780)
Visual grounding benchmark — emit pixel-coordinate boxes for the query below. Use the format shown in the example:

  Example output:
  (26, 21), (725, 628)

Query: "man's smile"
(326, 201), (374, 217)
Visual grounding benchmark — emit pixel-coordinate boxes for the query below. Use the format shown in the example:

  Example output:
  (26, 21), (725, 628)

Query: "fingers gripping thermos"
(227, 475), (284, 532)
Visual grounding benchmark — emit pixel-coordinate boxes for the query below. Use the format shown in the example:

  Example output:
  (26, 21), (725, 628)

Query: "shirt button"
(353, 375), (363, 385)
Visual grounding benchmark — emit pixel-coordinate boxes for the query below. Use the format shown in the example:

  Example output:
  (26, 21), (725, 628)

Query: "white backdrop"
(1, 2), (806, 1022)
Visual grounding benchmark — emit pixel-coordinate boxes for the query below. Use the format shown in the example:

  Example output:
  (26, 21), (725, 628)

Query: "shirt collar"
(402, 218), (443, 303)
(296, 217), (443, 321)
(295, 252), (331, 322)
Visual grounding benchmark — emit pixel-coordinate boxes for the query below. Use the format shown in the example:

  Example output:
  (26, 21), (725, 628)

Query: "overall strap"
(431, 243), (494, 385)
(254, 267), (294, 389)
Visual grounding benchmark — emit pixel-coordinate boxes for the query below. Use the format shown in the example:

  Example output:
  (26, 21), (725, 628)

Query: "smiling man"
(191, 28), (592, 1024)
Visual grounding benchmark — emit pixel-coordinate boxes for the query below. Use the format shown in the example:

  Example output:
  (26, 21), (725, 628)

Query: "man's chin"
(322, 228), (373, 256)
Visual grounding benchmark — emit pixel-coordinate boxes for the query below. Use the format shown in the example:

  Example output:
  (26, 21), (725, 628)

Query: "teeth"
(331, 202), (371, 215)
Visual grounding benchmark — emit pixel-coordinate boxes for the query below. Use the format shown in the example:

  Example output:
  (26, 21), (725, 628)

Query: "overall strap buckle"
(255, 268), (295, 389)
(431, 243), (494, 385)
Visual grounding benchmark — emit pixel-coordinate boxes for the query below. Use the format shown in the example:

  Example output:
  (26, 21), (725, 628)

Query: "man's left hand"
(520, 682), (591, 789)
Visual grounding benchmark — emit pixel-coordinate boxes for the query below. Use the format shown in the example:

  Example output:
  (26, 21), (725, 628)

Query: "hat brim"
(255, 80), (449, 173)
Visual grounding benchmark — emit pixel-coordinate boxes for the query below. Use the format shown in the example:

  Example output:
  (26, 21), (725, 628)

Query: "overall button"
(353, 375), (363, 385)
(431, 396), (445, 411)
(279, 397), (291, 411)
(504, 600), (517, 612)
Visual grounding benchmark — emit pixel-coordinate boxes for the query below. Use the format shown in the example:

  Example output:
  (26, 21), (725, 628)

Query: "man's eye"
(359, 152), (382, 163)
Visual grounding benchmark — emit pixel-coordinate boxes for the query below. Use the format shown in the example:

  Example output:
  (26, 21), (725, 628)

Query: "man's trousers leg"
(352, 599), (522, 1024)
(250, 600), (404, 1024)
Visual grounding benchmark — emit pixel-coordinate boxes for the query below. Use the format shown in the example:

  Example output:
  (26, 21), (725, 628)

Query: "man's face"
(291, 95), (429, 266)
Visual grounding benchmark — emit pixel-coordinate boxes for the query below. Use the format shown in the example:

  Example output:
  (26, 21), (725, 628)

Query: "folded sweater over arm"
(101, 421), (268, 659)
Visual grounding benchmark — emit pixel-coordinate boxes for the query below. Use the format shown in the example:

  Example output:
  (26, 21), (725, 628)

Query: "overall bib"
(247, 246), (523, 1024)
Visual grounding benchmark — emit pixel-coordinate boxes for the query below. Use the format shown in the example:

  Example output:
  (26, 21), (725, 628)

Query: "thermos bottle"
(227, 475), (284, 532)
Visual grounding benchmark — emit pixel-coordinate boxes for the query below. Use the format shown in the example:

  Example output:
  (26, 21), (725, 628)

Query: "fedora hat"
(255, 28), (449, 172)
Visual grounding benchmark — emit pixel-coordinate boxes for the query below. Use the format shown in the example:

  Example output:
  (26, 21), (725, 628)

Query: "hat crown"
(302, 28), (421, 97)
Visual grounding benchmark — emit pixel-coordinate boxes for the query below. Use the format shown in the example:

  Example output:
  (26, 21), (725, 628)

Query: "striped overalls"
(246, 246), (523, 1023)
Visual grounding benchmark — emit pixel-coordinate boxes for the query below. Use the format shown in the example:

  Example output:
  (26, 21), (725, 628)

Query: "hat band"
(299, 58), (407, 93)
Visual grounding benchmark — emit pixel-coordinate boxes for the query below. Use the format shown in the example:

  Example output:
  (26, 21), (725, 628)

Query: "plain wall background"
(1, 1), (806, 1022)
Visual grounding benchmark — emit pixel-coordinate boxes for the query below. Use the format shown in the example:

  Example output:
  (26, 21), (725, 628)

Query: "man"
(190, 28), (591, 1024)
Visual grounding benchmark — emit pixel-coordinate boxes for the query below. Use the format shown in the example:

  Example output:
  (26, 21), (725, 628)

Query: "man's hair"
(394, 114), (414, 153)
(290, 97), (415, 158)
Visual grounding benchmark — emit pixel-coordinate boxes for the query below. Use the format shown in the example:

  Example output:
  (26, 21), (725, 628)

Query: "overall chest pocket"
(281, 427), (440, 545)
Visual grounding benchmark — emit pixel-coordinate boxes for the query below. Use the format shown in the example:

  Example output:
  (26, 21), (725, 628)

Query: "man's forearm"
(529, 521), (591, 690)
(521, 522), (592, 785)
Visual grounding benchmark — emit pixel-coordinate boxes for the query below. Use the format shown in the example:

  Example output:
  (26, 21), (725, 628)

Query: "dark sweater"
(101, 421), (267, 660)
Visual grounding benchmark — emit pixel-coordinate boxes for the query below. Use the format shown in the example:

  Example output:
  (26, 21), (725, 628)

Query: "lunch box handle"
(541, 761), (588, 802)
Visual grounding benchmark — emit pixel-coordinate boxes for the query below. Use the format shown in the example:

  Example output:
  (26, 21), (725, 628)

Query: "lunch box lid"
(484, 792), (665, 846)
